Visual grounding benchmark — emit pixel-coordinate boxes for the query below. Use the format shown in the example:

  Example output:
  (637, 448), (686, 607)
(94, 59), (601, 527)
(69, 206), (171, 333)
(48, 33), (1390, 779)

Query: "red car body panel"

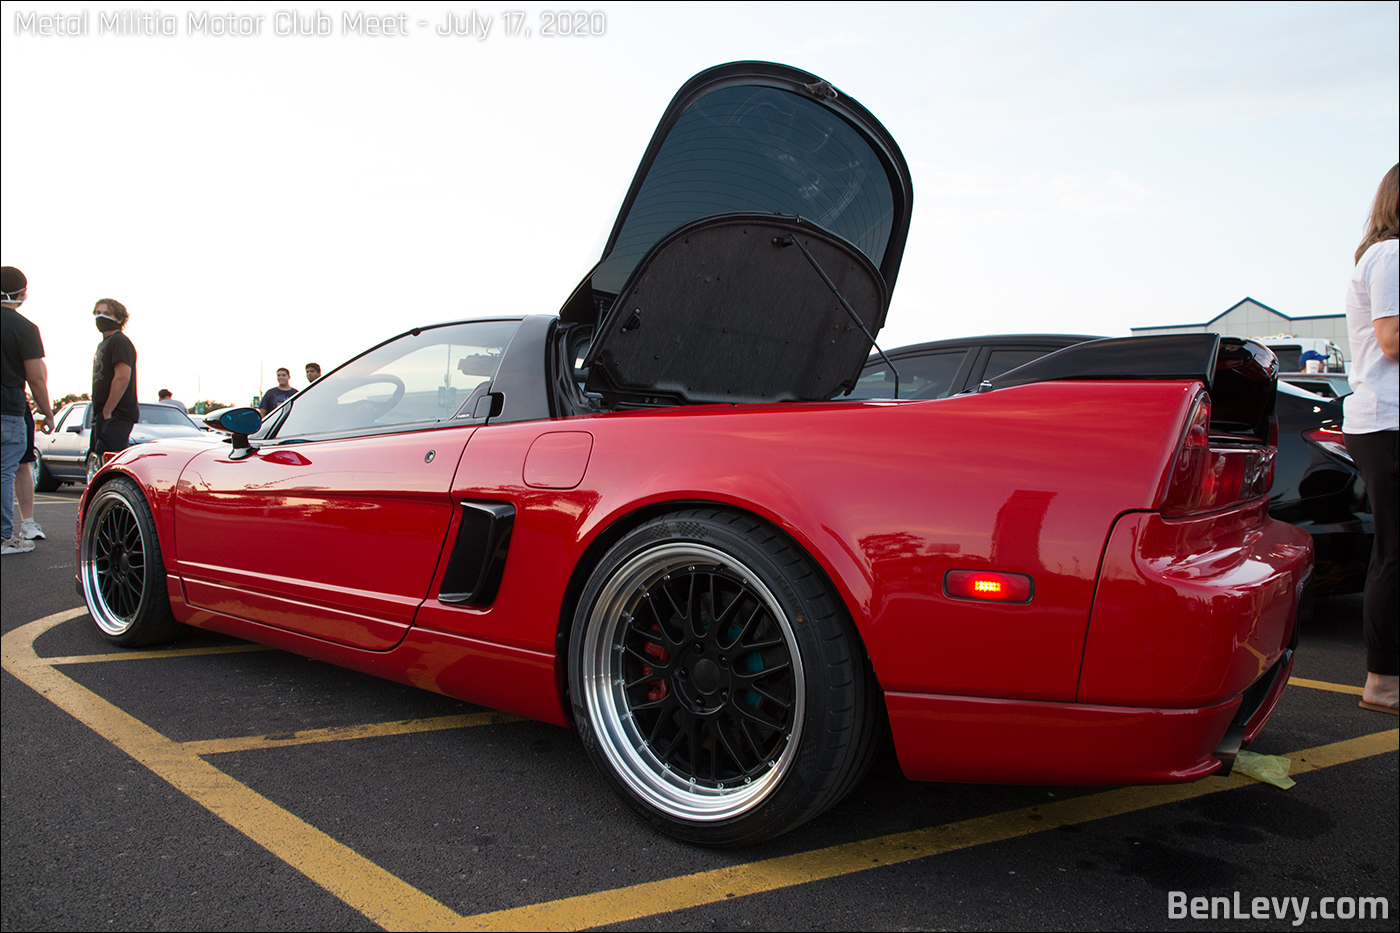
(172, 431), (472, 650)
(1079, 503), (1307, 707)
(84, 377), (1312, 783)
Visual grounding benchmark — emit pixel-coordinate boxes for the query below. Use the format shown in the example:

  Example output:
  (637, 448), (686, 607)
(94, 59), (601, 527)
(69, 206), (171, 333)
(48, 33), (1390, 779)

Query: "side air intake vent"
(438, 501), (515, 606)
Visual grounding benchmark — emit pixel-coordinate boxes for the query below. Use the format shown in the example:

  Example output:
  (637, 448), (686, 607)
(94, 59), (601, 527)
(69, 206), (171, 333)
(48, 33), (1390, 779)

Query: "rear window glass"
(1270, 346), (1302, 372)
(139, 404), (195, 426)
(594, 85), (897, 295)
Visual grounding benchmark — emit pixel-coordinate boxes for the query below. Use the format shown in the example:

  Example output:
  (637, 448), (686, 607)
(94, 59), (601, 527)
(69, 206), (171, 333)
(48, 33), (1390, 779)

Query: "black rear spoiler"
(981, 334), (1278, 443)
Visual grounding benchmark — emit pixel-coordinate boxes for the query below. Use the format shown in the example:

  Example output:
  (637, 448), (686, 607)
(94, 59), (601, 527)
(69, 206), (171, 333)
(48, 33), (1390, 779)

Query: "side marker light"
(944, 569), (1034, 603)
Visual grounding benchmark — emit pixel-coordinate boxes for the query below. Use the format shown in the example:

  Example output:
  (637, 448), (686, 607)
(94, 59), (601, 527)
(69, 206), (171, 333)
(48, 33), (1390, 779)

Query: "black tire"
(569, 509), (877, 845)
(33, 450), (60, 493)
(79, 477), (180, 647)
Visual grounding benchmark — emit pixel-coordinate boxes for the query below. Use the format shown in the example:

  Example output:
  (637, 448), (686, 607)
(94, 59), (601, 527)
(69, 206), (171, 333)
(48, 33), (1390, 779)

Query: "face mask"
(95, 314), (120, 334)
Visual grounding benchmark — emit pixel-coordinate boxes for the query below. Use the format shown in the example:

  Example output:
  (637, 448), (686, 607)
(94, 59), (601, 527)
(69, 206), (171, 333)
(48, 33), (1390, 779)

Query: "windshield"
(138, 404), (197, 427)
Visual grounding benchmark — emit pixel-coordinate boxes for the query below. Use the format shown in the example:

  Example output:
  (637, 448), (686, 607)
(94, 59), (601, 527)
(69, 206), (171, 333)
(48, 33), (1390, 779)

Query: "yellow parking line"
(45, 643), (273, 664)
(3, 609), (466, 931)
(183, 711), (525, 755)
(455, 730), (1398, 932)
(1289, 676), (1364, 696)
(6, 609), (1396, 933)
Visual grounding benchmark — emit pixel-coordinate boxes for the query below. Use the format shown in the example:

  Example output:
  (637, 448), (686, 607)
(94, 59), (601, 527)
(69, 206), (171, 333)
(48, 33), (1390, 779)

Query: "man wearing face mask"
(3, 266), (53, 554)
(90, 298), (139, 463)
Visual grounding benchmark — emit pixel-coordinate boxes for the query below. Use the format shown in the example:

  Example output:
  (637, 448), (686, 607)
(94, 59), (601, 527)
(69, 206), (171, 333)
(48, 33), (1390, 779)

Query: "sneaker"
(1, 534), (35, 555)
(20, 518), (45, 540)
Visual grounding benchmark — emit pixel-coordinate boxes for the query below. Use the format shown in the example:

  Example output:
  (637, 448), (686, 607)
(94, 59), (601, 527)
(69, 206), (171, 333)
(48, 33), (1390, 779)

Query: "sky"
(2, 1), (1397, 407)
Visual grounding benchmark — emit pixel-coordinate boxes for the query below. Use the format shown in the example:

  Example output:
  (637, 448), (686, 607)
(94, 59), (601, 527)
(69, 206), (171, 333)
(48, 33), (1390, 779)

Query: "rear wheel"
(79, 477), (179, 647)
(569, 509), (876, 845)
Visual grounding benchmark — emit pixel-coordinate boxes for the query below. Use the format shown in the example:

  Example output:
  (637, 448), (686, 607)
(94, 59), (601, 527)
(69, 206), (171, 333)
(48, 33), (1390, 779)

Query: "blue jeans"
(1, 413), (24, 540)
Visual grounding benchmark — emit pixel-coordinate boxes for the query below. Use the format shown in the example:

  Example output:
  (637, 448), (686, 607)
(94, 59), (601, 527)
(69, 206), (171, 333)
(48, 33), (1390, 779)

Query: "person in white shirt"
(1344, 163), (1399, 715)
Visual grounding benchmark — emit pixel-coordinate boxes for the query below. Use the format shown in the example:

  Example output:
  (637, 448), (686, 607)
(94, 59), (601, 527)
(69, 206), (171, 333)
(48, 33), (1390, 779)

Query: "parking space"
(3, 491), (1396, 931)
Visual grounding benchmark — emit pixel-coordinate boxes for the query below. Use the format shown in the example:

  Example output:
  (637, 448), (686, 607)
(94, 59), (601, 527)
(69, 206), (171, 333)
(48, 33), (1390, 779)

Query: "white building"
(1131, 297), (1350, 361)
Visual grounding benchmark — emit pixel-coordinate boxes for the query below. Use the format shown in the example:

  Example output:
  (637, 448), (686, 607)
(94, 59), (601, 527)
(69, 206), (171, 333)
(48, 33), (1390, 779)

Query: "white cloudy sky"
(2, 1), (1396, 406)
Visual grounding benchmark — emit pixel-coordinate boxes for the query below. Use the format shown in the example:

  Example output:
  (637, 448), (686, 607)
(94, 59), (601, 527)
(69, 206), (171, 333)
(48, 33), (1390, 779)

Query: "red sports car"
(76, 62), (1313, 846)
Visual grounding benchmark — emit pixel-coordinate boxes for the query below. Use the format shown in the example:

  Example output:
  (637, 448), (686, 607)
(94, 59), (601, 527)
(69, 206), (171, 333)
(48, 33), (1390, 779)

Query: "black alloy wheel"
(79, 477), (179, 646)
(570, 509), (879, 845)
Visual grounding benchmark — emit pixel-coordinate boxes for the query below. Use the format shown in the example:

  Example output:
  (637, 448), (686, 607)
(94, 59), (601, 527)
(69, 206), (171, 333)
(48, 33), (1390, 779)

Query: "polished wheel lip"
(79, 489), (143, 637)
(580, 542), (805, 823)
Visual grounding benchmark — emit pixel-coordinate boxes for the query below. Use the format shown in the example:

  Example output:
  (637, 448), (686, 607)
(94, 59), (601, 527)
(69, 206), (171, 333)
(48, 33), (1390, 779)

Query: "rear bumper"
(886, 646), (1297, 786)
(886, 690), (1238, 784)
(887, 505), (1313, 786)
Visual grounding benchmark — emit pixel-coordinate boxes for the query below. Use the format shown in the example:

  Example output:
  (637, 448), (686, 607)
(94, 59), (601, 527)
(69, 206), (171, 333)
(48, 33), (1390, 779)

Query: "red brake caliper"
(643, 637), (670, 701)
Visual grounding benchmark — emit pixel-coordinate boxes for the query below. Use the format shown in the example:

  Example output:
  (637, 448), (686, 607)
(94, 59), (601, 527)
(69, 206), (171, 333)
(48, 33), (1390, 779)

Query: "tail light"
(1160, 392), (1275, 516)
(1303, 426), (1353, 463)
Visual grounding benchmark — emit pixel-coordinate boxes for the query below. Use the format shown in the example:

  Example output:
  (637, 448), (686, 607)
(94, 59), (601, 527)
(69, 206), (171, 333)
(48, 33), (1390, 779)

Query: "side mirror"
(204, 407), (263, 459)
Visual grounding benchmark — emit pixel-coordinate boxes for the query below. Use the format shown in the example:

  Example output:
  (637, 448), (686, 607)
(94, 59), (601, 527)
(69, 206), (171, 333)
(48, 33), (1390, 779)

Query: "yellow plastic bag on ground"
(1234, 750), (1295, 789)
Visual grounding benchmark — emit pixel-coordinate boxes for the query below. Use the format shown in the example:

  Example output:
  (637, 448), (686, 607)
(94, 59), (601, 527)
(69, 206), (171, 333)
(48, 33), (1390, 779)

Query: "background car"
(848, 334), (1102, 400)
(33, 401), (212, 491)
(1258, 336), (1352, 399)
(853, 334), (1371, 590)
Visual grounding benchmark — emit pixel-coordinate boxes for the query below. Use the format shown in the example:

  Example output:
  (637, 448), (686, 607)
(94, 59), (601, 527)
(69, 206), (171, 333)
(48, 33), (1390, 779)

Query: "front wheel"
(569, 510), (877, 845)
(79, 477), (179, 647)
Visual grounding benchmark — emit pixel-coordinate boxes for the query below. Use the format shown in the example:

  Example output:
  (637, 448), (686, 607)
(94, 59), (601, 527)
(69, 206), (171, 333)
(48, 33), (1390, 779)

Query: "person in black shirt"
(90, 298), (139, 462)
(2, 266), (53, 554)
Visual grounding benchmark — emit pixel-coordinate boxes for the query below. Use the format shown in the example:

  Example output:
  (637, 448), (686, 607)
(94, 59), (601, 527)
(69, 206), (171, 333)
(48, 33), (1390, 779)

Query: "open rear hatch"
(584, 213), (886, 406)
(563, 61), (914, 406)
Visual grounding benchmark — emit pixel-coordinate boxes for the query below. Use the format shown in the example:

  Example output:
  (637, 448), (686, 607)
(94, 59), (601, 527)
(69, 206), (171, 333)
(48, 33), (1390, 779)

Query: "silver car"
(33, 402), (211, 491)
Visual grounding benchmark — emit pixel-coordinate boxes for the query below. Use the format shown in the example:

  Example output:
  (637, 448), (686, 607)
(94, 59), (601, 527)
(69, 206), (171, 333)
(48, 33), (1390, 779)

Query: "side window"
(849, 350), (967, 399)
(272, 320), (522, 440)
(59, 404), (87, 432)
(983, 348), (1058, 383)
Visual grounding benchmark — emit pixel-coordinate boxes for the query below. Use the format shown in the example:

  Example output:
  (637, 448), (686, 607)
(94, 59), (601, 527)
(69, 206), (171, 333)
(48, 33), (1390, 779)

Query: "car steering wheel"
(339, 374), (406, 421)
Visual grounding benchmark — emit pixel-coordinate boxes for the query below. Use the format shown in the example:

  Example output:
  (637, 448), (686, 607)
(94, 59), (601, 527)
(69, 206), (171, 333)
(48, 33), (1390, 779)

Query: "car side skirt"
(168, 580), (569, 726)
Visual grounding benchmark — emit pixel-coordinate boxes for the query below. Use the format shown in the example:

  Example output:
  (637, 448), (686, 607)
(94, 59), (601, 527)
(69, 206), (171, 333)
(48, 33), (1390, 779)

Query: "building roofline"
(1131, 296), (1343, 332)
